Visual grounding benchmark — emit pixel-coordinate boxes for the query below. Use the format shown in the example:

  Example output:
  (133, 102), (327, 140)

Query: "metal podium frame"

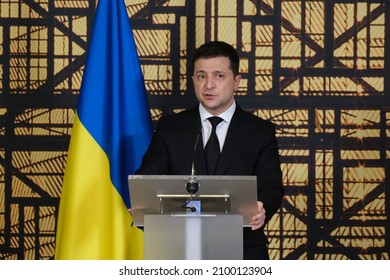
(128, 175), (258, 226)
(128, 175), (258, 259)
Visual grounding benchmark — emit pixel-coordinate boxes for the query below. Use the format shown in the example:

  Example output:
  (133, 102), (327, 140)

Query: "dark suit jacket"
(136, 104), (284, 248)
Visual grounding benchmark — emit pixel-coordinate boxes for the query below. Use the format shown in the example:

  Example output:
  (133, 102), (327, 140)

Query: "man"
(136, 41), (284, 259)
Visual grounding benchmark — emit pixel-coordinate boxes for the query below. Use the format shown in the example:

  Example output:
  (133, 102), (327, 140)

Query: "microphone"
(186, 125), (202, 195)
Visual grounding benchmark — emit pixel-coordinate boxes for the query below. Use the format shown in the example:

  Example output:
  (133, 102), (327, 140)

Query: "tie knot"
(208, 116), (223, 128)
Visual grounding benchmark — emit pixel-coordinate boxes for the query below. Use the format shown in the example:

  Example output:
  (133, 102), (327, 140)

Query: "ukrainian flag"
(55, 0), (152, 259)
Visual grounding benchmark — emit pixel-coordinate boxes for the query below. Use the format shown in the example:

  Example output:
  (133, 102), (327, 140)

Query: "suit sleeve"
(135, 117), (171, 175)
(255, 122), (284, 223)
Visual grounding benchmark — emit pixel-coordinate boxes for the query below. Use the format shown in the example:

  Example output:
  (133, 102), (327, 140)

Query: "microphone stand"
(186, 163), (199, 195)
(183, 126), (201, 212)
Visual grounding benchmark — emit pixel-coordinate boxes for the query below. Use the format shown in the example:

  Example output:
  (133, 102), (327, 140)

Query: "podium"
(128, 175), (257, 260)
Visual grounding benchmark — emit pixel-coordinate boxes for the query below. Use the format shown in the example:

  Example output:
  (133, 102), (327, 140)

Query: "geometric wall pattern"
(0, 0), (388, 259)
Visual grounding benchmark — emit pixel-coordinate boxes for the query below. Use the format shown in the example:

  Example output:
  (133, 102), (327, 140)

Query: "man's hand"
(250, 201), (266, 230)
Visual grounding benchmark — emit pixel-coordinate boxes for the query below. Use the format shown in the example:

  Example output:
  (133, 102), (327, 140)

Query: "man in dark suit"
(136, 41), (284, 259)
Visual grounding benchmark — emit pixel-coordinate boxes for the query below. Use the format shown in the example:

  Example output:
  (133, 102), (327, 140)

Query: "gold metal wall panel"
(0, 0), (388, 259)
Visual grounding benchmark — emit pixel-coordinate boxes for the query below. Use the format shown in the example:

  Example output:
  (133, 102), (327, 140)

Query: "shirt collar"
(199, 101), (236, 123)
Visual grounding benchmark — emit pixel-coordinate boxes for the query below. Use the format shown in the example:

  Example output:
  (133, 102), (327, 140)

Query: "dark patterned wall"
(0, 0), (388, 260)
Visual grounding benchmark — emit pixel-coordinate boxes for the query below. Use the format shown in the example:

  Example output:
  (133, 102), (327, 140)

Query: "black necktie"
(205, 116), (223, 175)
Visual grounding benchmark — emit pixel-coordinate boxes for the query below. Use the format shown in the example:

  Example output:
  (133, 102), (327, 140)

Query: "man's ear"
(234, 74), (242, 90)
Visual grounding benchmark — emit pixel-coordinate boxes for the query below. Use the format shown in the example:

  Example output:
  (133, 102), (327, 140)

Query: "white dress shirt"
(199, 101), (236, 151)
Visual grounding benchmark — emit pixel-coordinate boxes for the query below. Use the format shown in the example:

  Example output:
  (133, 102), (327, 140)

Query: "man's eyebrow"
(194, 70), (226, 74)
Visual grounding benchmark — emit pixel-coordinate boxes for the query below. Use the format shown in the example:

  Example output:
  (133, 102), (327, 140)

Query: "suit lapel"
(215, 106), (249, 175)
(180, 105), (250, 176)
(179, 107), (208, 175)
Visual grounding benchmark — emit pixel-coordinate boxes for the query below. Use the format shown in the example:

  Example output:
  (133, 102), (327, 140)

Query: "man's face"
(192, 56), (241, 115)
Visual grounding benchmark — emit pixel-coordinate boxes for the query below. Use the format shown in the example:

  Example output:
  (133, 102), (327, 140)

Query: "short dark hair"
(192, 41), (240, 76)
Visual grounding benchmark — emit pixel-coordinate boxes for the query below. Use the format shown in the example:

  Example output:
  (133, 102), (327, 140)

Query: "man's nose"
(205, 77), (215, 88)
